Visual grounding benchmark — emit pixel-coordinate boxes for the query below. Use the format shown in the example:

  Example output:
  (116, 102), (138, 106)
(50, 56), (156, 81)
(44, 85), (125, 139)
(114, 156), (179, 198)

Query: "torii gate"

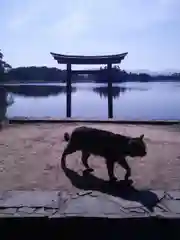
(51, 52), (128, 118)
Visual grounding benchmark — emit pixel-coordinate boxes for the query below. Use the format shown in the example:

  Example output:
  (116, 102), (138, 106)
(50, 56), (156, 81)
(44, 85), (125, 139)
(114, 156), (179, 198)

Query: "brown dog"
(61, 126), (147, 182)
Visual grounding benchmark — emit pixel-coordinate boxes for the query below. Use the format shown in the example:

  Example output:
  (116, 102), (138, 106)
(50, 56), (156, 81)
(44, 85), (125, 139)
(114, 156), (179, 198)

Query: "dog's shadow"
(62, 165), (161, 212)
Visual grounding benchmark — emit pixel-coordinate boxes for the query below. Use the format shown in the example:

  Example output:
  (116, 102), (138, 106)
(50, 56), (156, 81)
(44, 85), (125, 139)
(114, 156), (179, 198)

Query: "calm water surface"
(3, 81), (180, 120)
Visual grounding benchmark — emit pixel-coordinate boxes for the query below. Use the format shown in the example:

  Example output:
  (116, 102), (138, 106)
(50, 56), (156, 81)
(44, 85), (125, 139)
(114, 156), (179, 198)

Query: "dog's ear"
(139, 134), (144, 140)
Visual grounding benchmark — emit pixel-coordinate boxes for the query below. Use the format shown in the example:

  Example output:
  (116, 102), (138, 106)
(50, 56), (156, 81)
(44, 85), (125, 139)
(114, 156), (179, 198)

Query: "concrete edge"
(0, 213), (179, 220)
(7, 118), (180, 125)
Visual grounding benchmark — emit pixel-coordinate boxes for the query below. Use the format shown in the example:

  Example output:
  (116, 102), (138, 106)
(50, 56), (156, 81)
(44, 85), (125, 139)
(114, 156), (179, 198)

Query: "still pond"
(1, 81), (180, 120)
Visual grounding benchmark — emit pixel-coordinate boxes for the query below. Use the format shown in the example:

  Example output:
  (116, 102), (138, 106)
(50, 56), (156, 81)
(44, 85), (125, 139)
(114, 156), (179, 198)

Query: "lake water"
(2, 81), (180, 120)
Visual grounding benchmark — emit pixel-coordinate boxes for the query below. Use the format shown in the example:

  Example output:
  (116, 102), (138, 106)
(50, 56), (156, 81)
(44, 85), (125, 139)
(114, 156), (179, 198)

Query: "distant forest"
(2, 66), (180, 83)
(1, 48), (180, 83)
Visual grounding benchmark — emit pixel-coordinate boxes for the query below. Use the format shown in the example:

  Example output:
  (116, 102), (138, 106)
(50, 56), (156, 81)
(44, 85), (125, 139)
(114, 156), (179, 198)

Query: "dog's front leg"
(118, 157), (131, 181)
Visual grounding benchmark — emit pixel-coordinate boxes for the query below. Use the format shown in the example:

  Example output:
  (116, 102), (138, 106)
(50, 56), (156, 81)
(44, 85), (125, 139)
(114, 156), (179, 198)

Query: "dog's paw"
(125, 179), (133, 186)
(87, 168), (94, 172)
(109, 177), (118, 182)
(83, 168), (94, 175)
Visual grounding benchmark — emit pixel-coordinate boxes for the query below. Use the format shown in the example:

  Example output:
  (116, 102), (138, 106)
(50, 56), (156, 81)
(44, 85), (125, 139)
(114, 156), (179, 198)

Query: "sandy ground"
(0, 123), (180, 192)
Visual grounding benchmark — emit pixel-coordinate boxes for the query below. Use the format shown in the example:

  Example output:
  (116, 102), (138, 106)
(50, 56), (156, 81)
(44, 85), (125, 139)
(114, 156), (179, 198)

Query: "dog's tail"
(64, 132), (70, 142)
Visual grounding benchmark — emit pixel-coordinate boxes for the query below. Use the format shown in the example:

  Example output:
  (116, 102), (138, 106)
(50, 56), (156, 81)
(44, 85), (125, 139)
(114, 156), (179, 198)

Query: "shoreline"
(1, 79), (180, 85)
(7, 117), (180, 126)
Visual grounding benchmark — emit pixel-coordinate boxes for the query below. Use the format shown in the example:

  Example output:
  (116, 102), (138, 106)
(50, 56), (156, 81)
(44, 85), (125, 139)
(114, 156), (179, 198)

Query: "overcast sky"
(1, 0), (180, 71)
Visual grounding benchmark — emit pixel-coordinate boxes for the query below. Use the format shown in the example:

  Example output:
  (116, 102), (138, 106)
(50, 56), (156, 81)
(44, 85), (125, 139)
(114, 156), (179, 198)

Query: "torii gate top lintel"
(50, 52), (128, 65)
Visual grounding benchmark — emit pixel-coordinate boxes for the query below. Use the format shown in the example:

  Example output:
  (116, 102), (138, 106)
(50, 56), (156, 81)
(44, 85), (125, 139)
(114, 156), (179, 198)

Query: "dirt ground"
(0, 123), (180, 192)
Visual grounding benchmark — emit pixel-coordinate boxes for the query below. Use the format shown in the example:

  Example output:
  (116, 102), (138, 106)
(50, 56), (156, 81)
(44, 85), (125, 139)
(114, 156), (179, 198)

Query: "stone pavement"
(1, 188), (180, 219)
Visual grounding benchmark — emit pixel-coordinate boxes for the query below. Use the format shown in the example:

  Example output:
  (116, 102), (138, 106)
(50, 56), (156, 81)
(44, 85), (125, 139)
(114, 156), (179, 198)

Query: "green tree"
(0, 49), (11, 82)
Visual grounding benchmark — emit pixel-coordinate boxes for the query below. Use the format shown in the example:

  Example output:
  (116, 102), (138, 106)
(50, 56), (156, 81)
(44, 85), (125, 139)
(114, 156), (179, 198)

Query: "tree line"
(1, 49), (180, 83)
(6, 66), (180, 83)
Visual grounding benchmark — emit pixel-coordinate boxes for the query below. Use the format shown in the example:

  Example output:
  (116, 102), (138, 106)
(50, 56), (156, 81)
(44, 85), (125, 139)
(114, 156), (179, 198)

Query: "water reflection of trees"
(0, 87), (14, 121)
(93, 86), (127, 99)
(5, 85), (77, 97)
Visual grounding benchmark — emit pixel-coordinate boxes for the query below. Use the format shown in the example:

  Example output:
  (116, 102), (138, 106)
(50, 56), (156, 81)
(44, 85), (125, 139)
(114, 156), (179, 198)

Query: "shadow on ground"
(62, 165), (160, 212)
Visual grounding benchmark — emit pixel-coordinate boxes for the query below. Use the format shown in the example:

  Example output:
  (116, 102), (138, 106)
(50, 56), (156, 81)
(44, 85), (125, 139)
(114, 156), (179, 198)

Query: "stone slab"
(34, 207), (57, 216)
(166, 191), (180, 200)
(0, 190), (180, 219)
(62, 195), (144, 217)
(160, 199), (180, 214)
(18, 207), (35, 214)
(106, 195), (143, 208)
(0, 191), (59, 208)
(0, 208), (17, 215)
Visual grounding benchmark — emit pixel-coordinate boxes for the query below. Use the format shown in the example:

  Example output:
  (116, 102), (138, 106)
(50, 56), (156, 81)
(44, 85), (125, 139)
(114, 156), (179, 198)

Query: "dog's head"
(128, 134), (147, 157)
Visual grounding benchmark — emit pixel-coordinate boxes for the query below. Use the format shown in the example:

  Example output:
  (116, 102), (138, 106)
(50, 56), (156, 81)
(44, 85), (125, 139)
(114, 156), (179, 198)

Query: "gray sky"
(1, 0), (180, 71)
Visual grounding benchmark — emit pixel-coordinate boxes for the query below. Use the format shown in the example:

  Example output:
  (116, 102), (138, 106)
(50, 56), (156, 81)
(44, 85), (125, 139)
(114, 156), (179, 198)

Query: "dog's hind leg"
(106, 158), (117, 182)
(81, 151), (93, 172)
